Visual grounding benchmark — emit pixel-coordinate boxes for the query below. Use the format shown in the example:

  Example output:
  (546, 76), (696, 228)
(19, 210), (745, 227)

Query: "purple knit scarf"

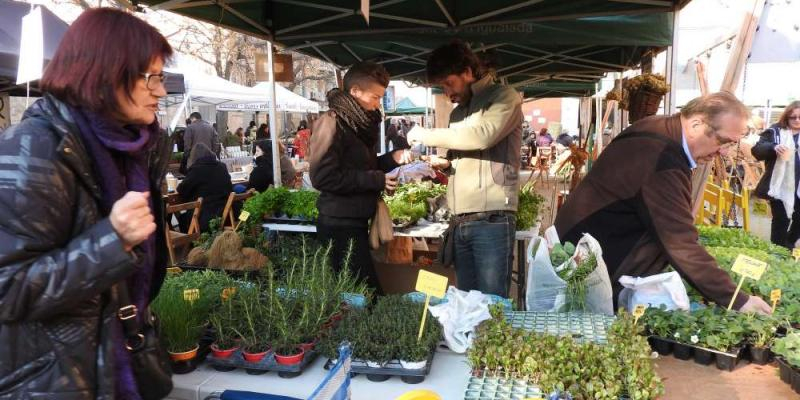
(70, 106), (159, 400)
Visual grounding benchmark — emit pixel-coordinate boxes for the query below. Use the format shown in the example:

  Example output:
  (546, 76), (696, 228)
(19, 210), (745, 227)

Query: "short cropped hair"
(189, 112), (202, 120)
(680, 92), (749, 132)
(40, 8), (172, 115)
(426, 40), (482, 83)
(343, 61), (390, 92)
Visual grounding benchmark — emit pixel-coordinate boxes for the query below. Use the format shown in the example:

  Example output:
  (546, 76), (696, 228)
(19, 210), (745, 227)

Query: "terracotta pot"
(242, 349), (269, 363)
(274, 347), (305, 366)
(210, 343), (240, 359)
(168, 346), (199, 362)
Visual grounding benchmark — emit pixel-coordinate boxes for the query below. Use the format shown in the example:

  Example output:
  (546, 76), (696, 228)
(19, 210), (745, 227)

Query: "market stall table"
(166, 347), (470, 400)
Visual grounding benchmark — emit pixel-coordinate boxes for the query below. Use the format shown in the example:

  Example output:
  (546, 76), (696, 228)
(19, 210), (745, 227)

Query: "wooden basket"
(628, 90), (664, 122)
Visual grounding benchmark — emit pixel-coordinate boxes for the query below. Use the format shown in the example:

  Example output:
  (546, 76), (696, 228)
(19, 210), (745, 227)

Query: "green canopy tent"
(385, 97), (432, 116)
(140, 0), (690, 92)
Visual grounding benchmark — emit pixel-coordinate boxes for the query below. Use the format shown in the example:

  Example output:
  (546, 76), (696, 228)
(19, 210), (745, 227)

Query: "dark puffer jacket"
(308, 111), (399, 219)
(0, 95), (171, 399)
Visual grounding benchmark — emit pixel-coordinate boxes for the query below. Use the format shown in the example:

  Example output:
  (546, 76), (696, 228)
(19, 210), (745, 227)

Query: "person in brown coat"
(555, 92), (771, 314)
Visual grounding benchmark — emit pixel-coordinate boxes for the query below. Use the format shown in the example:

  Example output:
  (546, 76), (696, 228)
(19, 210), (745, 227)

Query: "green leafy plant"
(384, 181), (447, 224)
(516, 182), (546, 231)
(773, 331), (800, 368)
(284, 190), (319, 220)
(467, 309), (663, 400)
(243, 186), (290, 219)
(150, 270), (228, 353)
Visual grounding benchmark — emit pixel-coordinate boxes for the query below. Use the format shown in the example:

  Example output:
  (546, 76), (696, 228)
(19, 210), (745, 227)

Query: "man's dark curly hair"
(426, 40), (483, 83)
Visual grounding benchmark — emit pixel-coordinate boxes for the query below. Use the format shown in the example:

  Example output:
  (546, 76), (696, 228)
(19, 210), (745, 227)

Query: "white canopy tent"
(216, 82), (320, 114)
(163, 67), (319, 131)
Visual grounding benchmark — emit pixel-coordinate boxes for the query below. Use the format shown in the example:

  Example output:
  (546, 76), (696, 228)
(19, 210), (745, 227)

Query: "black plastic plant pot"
(245, 368), (268, 375)
(749, 346), (773, 365)
(170, 358), (197, 375)
(693, 348), (715, 365)
(672, 343), (693, 360)
(400, 375), (425, 384)
(714, 352), (738, 372)
(648, 337), (673, 355)
(792, 367), (800, 394)
(778, 357), (792, 384)
(366, 373), (391, 382)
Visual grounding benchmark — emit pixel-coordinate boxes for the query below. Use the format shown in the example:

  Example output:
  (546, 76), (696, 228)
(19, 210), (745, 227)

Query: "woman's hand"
(776, 144), (790, 158)
(110, 191), (156, 252)
(385, 176), (398, 192)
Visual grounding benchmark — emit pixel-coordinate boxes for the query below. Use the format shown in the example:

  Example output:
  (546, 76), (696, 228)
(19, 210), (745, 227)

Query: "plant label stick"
(771, 289), (782, 312)
(727, 255), (767, 310)
(417, 294), (431, 342)
(183, 288), (200, 304)
(730, 254), (767, 280)
(415, 270), (448, 341)
(234, 210), (251, 232)
(221, 287), (237, 301)
(633, 304), (646, 324)
(166, 266), (182, 275)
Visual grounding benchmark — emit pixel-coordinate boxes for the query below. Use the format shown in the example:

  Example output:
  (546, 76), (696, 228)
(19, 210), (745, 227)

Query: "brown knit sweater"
(554, 114), (748, 310)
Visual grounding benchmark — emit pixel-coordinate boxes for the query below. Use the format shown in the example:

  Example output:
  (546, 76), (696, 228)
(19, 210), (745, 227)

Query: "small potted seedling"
(398, 336), (430, 370)
(745, 313), (779, 365)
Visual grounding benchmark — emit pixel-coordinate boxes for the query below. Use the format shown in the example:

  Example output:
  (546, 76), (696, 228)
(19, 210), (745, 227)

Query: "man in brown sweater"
(555, 92), (771, 314)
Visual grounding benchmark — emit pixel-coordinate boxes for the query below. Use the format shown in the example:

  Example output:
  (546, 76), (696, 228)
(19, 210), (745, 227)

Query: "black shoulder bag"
(113, 283), (174, 400)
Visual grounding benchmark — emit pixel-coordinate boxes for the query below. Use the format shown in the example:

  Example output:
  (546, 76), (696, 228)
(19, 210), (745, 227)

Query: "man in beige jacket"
(408, 41), (522, 297)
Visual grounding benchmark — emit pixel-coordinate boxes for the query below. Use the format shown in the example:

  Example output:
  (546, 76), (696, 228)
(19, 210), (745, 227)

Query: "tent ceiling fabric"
(141, 0), (690, 97)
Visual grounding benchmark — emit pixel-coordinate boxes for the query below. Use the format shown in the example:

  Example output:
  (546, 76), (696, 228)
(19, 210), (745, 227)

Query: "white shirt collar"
(681, 129), (697, 169)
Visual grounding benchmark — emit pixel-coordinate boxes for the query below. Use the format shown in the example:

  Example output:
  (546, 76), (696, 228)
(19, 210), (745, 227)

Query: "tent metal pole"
(266, 41), (283, 188)
(664, 9), (680, 114)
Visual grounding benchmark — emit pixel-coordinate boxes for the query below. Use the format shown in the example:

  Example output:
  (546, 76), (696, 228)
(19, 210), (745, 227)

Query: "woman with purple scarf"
(0, 8), (174, 400)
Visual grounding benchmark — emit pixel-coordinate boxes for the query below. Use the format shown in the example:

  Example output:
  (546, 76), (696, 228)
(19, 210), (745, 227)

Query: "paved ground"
(658, 356), (799, 399)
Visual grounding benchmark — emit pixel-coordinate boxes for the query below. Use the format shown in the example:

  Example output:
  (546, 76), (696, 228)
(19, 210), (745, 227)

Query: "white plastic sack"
(525, 226), (614, 315)
(428, 287), (493, 353)
(618, 271), (690, 312)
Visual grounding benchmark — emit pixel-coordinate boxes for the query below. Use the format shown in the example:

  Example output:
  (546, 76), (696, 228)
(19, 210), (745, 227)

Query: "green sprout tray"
(504, 311), (616, 344)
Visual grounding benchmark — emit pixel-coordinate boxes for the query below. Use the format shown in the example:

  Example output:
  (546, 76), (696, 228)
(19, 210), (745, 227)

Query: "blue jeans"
(453, 213), (515, 297)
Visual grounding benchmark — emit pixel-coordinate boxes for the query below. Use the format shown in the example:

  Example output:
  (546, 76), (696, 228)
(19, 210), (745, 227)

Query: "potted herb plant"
(746, 313), (779, 365)
(397, 336), (430, 370)
(232, 284), (271, 365)
(150, 279), (205, 374)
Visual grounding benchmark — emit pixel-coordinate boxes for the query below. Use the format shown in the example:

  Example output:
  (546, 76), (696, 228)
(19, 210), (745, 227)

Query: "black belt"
(454, 210), (515, 223)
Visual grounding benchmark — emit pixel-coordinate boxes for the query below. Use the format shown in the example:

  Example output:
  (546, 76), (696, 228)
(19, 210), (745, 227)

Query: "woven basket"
(628, 90), (664, 122)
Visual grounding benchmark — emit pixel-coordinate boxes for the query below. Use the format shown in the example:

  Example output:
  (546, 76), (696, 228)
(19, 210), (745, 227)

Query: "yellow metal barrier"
(695, 181), (750, 231)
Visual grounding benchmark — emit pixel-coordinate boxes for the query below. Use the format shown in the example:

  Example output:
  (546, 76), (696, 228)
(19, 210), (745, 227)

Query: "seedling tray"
(206, 349), (319, 378)
(647, 336), (743, 371)
(504, 311), (616, 344)
(463, 374), (633, 400)
(265, 215), (315, 225)
(324, 351), (435, 384)
(777, 357), (800, 394)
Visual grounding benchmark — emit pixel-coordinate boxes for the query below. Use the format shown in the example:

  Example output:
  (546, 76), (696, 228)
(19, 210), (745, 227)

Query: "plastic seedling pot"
(672, 342), (693, 360)
(693, 348), (715, 365)
(714, 350), (739, 372)
(648, 337), (672, 355)
(749, 346), (772, 365)
(778, 357), (793, 384)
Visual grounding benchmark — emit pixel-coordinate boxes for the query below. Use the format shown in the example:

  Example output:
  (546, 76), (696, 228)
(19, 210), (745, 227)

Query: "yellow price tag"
(633, 304), (646, 323)
(415, 270), (448, 299)
(771, 289), (782, 303)
(239, 211), (251, 222)
(166, 266), (182, 275)
(183, 288), (200, 303)
(793, 248), (800, 261)
(221, 287), (237, 301)
(415, 270), (448, 341)
(731, 254), (768, 281)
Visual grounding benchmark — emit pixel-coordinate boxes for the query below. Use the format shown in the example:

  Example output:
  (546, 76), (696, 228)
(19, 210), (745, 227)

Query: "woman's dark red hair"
(40, 8), (173, 114)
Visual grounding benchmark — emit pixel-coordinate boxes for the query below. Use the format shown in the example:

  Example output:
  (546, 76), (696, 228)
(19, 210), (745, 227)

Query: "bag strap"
(112, 283), (146, 351)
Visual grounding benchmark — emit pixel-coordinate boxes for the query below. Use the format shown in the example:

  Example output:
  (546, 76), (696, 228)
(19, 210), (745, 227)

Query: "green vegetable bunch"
(517, 182), (546, 231)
